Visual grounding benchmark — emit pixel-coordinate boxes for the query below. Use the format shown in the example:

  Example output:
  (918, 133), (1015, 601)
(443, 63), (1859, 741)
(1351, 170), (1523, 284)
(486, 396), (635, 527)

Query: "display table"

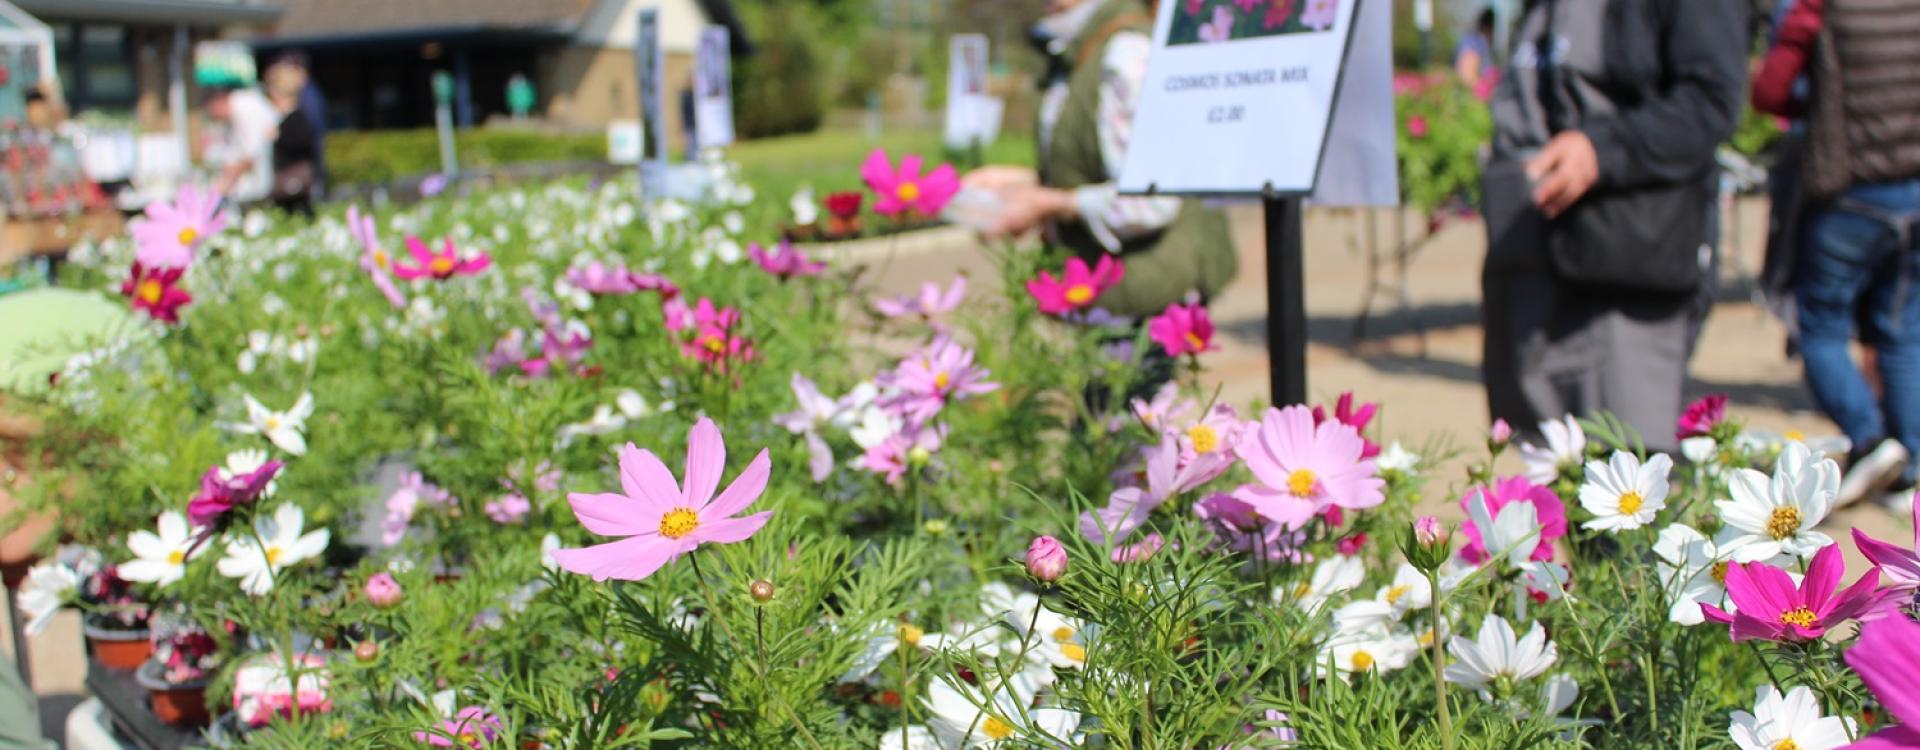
(0, 211), (123, 265)
(81, 658), (208, 750)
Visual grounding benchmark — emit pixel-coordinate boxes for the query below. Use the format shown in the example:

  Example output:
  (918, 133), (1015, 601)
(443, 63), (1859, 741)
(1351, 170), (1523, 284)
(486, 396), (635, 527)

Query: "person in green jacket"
(965, 0), (1237, 320)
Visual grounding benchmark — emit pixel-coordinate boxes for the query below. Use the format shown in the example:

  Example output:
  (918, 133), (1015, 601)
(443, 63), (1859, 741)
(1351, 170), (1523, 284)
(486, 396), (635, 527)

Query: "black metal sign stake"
(1264, 194), (1307, 407)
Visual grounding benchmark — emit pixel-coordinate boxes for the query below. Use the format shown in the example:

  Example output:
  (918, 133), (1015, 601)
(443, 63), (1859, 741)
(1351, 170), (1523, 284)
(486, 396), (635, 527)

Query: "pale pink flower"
(873, 276), (968, 326)
(1232, 405), (1384, 529)
(131, 184), (224, 269)
(348, 205), (406, 308)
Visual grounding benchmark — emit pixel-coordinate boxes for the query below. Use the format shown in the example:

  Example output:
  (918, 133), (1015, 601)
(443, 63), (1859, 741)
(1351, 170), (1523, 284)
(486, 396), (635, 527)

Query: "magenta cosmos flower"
(1701, 543), (1893, 642)
(1855, 500), (1920, 590)
(1148, 301), (1217, 357)
(1675, 393), (1728, 441)
(1313, 392), (1381, 459)
(347, 205), (406, 308)
(1231, 405), (1384, 529)
(681, 298), (754, 367)
(1456, 476), (1565, 565)
(878, 336), (998, 425)
(860, 149), (959, 216)
(391, 236), (491, 281)
(131, 184), (224, 269)
(415, 706), (503, 748)
(874, 276), (967, 323)
(748, 239), (826, 280)
(550, 417), (773, 582)
(1845, 614), (1920, 749)
(121, 262), (193, 324)
(1027, 256), (1124, 315)
(187, 460), (284, 528)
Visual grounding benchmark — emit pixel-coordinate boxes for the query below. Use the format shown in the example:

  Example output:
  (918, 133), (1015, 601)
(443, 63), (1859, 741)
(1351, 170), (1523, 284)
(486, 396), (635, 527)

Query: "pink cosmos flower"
(1702, 543), (1893, 642)
(550, 417), (773, 582)
(416, 706), (503, 748)
(1026, 256), (1125, 315)
(1193, 492), (1306, 562)
(187, 460), (283, 528)
(773, 373), (842, 483)
(1313, 392), (1380, 459)
(874, 276), (968, 324)
(681, 298), (753, 367)
(565, 261), (640, 295)
(1456, 477), (1566, 565)
(860, 149), (960, 216)
(121, 262), (193, 323)
(1298, 0), (1338, 30)
(390, 236), (491, 281)
(1083, 436), (1181, 544)
(1844, 614), (1920, 749)
(1131, 382), (1197, 433)
(747, 239), (826, 280)
(131, 184), (224, 269)
(483, 329), (530, 374)
(1855, 499), (1920, 590)
(662, 296), (694, 333)
(380, 471), (451, 546)
(1148, 302), (1218, 357)
(1676, 394), (1728, 441)
(1170, 404), (1243, 486)
(1490, 418), (1515, 446)
(878, 336), (998, 426)
(861, 424), (946, 485)
(631, 272), (680, 299)
(1232, 405), (1384, 529)
(522, 323), (593, 378)
(485, 494), (531, 524)
(1026, 535), (1068, 582)
(1112, 533), (1166, 563)
(1406, 115), (1430, 139)
(1199, 5), (1236, 42)
(1414, 516), (1447, 546)
(346, 204), (406, 308)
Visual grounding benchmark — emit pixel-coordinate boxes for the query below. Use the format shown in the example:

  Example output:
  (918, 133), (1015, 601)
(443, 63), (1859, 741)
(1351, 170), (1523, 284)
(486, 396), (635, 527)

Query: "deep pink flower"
(680, 298), (754, 368)
(878, 336), (998, 425)
(1026, 535), (1067, 582)
(415, 706), (503, 748)
(1844, 614), (1920, 749)
(1312, 392), (1380, 459)
(630, 272), (680, 299)
(662, 296), (694, 333)
(1264, 0), (1296, 29)
(1336, 533), (1368, 555)
(1232, 405), (1384, 529)
(747, 239), (826, 280)
(1703, 544), (1894, 642)
(1456, 477), (1565, 564)
(1407, 115), (1430, 138)
(566, 261), (640, 295)
(1855, 500), (1920, 590)
(1148, 302), (1218, 357)
(860, 149), (960, 216)
(187, 460), (283, 528)
(874, 276), (967, 324)
(131, 184), (224, 269)
(348, 205), (407, 309)
(1026, 256), (1125, 315)
(364, 572), (402, 609)
(550, 417), (773, 582)
(121, 262), (192, 323)
(390, 236), (491, 280)
(1676, 394), (1728, 441)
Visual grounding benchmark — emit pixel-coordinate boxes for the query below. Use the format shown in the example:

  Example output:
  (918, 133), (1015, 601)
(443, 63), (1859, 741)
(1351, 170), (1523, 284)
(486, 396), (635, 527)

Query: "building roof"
(13, 0), (283, 25)
(262, 0), (752, 55)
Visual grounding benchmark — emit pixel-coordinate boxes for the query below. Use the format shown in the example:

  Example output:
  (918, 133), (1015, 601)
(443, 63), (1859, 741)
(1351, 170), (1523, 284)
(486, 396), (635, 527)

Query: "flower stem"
(687, 551), (825, 750)
(1425, 569), (1455, 750)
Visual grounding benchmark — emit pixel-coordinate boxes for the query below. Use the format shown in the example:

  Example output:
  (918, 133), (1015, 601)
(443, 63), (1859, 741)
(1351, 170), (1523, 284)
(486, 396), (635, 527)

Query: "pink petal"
(703, 449), (771, 519)
(682, 418), (727, 507)
(1728, 612), (1788, 642)
(859, 149), (896, 191)
(1235, 484), (1317, 530)
(1844, 726), (1920, 750)
(1727, 561), (1796, 618)
(617, 443), (684, 511)
(1825, 567), (1888, 623)
(550, 536), (687, 581)
(1855, 527), (1920, 587)
(1802, 543), (1843, 608)
(694, 511), (772, 545)
(405, 236), (435, 266)
(805, 432), (834, 483)
(455, 255), (492, 275)
(1700, 603), (1734, 624)
(1848, 615), (1920, 727)
(566, 491), (661, 537)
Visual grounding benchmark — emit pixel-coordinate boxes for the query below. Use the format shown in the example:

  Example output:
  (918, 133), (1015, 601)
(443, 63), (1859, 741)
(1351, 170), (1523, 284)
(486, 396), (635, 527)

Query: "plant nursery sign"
(1118, 0), (1395, 202)
(693, 27), (735, 149)
(943, 34), (1002, 149)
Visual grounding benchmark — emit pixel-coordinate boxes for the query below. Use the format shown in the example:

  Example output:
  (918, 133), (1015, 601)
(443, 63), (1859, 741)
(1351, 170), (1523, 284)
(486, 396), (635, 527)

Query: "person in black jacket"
(264, 60), (319, 219)
(1480, 0), (1749, 453)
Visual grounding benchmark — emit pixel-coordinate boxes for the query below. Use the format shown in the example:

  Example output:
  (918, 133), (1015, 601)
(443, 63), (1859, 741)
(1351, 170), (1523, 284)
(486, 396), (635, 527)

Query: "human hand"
(962, 165), (1039, 192)
(1526, 131), (1599, 218)
(982, 185), (1073, 239)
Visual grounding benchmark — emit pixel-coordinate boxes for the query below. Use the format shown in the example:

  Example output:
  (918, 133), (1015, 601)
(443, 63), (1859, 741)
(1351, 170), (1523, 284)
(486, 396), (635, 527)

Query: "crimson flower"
(121, 262), (193, 323)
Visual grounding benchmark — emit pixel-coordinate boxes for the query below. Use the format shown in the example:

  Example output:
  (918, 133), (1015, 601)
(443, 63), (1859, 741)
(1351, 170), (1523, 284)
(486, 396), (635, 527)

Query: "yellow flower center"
(1287, 468), (1318, 498)
(702, 334), (727, 354)
(1184, 331), (1206, 350)
(1779, 606), (1817, 628)
(177, 227), (199, 246)
(372, 248), (389, 269)
(1060, 642), (1086, 662)
(1292, 583), (1311, 599)
(265, 545), (284, 566)
(1784, 430), (1806, 443)
(166, 550), (186, 565)
(896, 183), (921, 202)
(137, 279), (164, 304)
(1767, 506), (1802, 541)
(981, 716), (1014, 740)
(1417, 629), (1437, 647)
(429, 256), (455, 275)
(263, 416), (281, 431)
(1064, 284), (1095, 305)
(1775, 739), (1803, 750)
(1711, 562), (1729, 585)
(1052, 626), (1075, 642)
(1188, 424), (1220, 454)
(897, 623), (925, 648)
(1349, 649), (1375, 672)
(934, 371), (950, 391)
(459, 732), (478, 745)
(658, 508), (700, 539)
(1617, 491), (1644, 516)
(1385, 584), (1412, 606)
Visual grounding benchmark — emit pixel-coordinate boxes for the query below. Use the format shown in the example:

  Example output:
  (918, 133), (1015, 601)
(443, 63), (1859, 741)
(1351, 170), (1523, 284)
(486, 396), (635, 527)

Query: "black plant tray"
(84, 658), (211, 750)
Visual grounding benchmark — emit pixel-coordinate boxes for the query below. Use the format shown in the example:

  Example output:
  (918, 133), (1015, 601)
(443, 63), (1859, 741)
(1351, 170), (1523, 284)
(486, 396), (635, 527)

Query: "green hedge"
(732, 3), (826, 139)
(326, 129), (607, 187)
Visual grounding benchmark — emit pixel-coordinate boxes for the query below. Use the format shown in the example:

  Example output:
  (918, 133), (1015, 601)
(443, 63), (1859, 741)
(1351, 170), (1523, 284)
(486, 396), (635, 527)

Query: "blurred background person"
(264, 60), (319, 218)
(1452, 8), (1497, 97)
(1753, 0), (1920, 509)
(202, 82), (277, 205)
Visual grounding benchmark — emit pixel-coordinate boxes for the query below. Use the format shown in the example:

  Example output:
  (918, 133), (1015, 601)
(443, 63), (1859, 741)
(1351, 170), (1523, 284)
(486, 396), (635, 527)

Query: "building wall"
(540, 45), (694, 151)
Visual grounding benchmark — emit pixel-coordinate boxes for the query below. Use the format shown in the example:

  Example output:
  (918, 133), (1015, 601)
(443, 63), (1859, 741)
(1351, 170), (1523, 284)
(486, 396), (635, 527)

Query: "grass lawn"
(731, 128), (1035, 206)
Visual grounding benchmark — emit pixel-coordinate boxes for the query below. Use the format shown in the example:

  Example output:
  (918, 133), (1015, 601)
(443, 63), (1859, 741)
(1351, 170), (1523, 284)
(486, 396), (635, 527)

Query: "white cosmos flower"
(879, 726), (940, 750)
(1654, 524), (1796, 625)
(1578, 451), (1671, 532)
(924, 677), (1080, 748)
(790, 186), (819, 226)
(1318, 626), (1418, 680)
(1376, 442), (1420, 474)
(1374, 562), (1434, 615)
(1276, 554), (1366, 615)
(1728, 685), (1855, 750)
(1465, 490), (1573, 600)
(217, 504), (330, 596)
(228, 393), (314, 455)
(1520, 415), (1586, 484)
(1713, 443), (1837, 562)
(1444, 615), (1557, 700)
(121, 512), (200, 587)
(18, 562), (80, 636)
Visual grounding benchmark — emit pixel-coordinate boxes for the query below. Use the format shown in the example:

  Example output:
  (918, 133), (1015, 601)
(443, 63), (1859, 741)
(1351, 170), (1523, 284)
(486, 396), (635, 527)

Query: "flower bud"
(364, 572), (403, 609)
(749, 579), (775, 602)
(1490, 419), (1514, 447)
(1404, 516), (1453, 573)
(908, 446), (933, 467)
(1414, 516), (1447, 546)
(353, 640), (379, 663)
(1025, 535), (1067, 583)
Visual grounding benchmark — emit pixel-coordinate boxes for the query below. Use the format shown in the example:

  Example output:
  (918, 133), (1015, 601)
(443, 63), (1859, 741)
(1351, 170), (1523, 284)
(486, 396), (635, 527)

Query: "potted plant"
(135, 618), (220, 726)
(79, 564), (153, 670)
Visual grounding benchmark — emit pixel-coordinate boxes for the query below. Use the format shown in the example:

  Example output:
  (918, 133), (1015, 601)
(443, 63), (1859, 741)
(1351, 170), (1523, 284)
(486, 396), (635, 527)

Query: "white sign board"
(1117, 0), (1364, 196)
(607, 120), (644, 165)
(943, 34), (1002, 149)
(693, 27), (735, 149)
(1304, 0), (1398, 206)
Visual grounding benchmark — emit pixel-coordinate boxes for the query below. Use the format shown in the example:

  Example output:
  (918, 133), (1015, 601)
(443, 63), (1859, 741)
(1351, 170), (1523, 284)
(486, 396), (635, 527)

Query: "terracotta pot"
(136, 660), (210, 726)
(84, 623), (152, 671)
